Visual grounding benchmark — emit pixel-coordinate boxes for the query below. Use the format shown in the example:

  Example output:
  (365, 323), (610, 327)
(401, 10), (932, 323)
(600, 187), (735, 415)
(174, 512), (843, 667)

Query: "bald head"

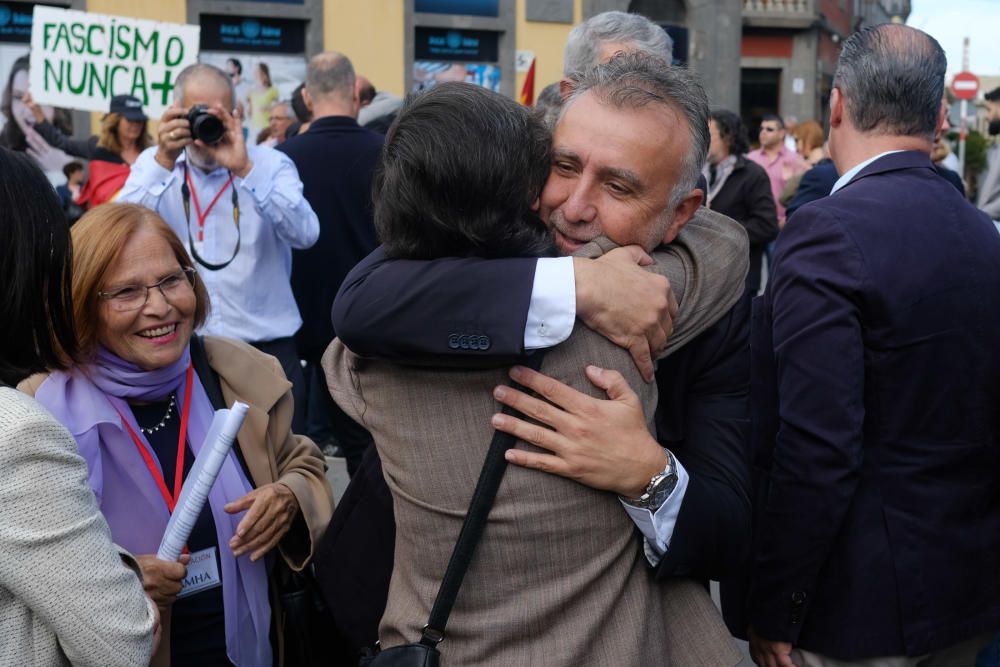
(833, 23), (945, 140)
(306, 52), (355, 105)
(175, 63), (236, 110)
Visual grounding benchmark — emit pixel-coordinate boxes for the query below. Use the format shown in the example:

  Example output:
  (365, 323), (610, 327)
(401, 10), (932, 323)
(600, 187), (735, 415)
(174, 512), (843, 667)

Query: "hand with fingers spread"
(155, 105), (194, 171)
(749, 628), (796, 667)
(573, 246), (677, 383)
(135, 553), (190, 609)
(492, 364), (667, 498)
(225, 482), (299, 561)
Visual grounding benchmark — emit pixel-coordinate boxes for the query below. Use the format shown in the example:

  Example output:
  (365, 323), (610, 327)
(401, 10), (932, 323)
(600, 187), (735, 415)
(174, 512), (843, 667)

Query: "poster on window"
(413, 61), (500, 93)
(198, 52), (305, 138)
(0, 4), (74, 184)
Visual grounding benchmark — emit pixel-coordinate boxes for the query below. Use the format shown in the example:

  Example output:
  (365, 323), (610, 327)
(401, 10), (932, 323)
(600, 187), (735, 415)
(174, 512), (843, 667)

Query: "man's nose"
(559, 182), (598, 224)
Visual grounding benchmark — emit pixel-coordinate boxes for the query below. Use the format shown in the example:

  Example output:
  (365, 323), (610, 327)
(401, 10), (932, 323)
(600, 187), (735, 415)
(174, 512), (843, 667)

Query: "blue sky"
(907, 0), (1000, 76)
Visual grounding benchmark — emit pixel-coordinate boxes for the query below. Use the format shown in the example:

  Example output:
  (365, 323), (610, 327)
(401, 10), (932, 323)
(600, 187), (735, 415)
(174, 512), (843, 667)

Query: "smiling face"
(96, 226), (196, 370)
(541, 90), (695, 255)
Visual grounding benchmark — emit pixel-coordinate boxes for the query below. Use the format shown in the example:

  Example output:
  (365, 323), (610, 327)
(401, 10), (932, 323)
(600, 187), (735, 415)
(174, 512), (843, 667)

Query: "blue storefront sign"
(0, 2), (35, 43)
(414, 27), (499, 63)
(415, 0), (499, 18)
(200, 14), (306, 54)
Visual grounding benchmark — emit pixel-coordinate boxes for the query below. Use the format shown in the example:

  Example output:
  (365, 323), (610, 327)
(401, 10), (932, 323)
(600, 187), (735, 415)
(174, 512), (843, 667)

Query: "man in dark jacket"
(747, 24), (1000, 666)
(278, 52), (383, 472)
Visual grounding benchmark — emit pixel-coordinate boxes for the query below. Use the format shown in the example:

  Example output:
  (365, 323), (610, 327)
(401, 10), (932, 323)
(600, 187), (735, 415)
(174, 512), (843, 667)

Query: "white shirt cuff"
(620, 453), (691, 567)
(524, 257), (576, 350)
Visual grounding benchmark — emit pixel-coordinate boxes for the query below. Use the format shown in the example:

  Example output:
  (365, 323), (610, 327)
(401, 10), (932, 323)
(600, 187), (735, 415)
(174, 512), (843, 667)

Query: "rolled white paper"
(156, 401), (249, 561)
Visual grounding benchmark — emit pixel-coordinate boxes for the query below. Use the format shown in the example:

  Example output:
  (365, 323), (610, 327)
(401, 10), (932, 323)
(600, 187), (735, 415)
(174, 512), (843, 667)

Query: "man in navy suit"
(278, 52), (383, 472)
(747, 24), (1000, 667)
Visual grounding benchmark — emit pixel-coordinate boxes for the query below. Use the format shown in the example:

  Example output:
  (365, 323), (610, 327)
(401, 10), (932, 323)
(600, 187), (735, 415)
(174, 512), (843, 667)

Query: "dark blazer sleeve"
(32, 121), (97, 159)
(741, 162), (780, 244)
(331, 246), (538, 360)
(654, 292), (752, 580)
(748, 206), (866, 644)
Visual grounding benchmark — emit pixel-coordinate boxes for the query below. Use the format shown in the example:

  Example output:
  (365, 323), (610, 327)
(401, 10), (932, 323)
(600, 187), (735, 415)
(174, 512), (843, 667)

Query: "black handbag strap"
(419, 351), (546, 648)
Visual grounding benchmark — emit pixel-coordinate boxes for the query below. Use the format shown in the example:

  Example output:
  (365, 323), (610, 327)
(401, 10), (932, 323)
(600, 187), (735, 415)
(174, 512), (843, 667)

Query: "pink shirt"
(747, 145), (805, 223)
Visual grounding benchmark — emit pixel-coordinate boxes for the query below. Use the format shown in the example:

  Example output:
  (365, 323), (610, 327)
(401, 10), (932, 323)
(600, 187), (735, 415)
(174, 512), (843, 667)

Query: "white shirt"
(830, 150), (906, 195)
(118, 145), (319, 343)
(525, 257), (688, 564)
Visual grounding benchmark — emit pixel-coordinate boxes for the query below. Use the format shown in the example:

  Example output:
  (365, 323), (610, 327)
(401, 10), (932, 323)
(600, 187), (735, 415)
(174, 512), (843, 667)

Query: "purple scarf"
(35, 345), (271, 667)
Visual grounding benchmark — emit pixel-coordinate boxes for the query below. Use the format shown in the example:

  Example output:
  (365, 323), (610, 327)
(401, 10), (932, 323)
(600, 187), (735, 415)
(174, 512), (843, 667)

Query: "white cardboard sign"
(29, 6), (200, 117)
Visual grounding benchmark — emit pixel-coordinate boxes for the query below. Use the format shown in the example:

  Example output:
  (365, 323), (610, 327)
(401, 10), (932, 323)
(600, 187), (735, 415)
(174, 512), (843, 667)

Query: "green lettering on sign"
(43, 59), (64, 93)
(130, 67), (148, 105)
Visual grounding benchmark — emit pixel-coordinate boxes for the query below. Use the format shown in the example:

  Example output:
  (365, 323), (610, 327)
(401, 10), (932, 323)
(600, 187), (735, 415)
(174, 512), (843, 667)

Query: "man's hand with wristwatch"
(620, 448), (679, 511)
(492, 364), (676, 501)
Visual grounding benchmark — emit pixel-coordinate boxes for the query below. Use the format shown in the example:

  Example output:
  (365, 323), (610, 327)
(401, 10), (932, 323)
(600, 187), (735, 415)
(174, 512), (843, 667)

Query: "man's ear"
(830, 87), (844, 129)
(661, 189), (704, 245)
(302, 87), (314, 111)
(559, 78), (575, 101)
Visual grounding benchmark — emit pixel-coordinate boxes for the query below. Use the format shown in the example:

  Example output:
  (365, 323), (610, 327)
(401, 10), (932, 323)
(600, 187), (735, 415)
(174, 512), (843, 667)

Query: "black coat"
(707, 156), (778, 292)
(277, 116), (384, 361)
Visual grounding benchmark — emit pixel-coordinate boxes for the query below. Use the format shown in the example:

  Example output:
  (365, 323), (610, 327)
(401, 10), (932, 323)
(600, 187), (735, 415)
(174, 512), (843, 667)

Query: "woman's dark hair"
(257, 62), (273, 88)
(0, 148), (79, 385)
(375, 82), (553, 260)
(710, 108), (750, 156)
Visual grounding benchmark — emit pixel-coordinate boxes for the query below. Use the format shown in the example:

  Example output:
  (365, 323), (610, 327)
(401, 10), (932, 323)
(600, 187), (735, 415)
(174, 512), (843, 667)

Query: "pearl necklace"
(140, 393), (176, 435)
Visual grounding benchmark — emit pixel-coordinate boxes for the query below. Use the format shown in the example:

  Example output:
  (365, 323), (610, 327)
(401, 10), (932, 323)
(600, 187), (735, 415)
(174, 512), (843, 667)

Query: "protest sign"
(29, 6), (199, 116)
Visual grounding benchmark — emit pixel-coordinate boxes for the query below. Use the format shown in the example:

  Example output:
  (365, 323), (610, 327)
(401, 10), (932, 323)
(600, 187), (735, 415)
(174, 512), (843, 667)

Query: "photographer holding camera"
(119, 64), (319, 430)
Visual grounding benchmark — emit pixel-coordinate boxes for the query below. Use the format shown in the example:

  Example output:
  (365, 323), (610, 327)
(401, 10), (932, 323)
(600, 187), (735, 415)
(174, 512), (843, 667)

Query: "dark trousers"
(250, 336), (306, 434)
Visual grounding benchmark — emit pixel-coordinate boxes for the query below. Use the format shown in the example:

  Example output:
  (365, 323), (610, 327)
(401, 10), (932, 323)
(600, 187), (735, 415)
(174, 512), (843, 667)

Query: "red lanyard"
(185, 169), (234, 242)
(115, 363), (195, 513)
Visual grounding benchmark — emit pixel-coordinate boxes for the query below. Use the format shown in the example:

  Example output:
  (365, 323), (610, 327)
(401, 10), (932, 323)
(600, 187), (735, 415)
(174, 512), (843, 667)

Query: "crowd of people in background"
(1, 8), (1000, 667)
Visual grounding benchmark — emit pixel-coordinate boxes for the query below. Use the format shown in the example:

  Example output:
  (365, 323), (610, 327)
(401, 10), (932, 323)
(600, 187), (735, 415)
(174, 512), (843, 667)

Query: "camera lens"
(192, 113), (225, 145)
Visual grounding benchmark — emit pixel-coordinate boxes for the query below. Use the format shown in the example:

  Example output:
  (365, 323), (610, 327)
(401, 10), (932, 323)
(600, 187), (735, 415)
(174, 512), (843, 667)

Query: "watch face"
(649, 473), (679, 508)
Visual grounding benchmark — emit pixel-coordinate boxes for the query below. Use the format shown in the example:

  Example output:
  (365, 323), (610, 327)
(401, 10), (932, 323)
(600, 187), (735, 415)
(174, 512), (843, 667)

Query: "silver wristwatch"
(621, 449), (678, 511)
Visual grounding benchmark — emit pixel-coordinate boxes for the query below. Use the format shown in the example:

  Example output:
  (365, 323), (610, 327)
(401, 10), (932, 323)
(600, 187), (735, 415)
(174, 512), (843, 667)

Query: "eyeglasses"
(98, 268), (197, 312)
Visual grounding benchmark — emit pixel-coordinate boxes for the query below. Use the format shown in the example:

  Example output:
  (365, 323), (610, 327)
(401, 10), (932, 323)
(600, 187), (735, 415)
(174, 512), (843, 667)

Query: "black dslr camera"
(186, 105), (225, 145)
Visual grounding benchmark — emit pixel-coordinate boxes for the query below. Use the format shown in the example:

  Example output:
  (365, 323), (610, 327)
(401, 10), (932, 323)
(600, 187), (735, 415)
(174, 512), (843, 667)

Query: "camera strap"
(181, 157), (241, 272)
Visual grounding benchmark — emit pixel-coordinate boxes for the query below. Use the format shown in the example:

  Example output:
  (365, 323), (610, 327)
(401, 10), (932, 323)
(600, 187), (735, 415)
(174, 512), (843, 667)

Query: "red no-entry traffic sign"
(952, 71), (980, 100)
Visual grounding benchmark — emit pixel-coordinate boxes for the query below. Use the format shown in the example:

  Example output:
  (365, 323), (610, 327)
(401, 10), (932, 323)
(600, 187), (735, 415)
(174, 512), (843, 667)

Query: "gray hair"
(306, 52), (355, 103)
(174, 63), (236, 109)
(563, 11), (673, 80)
(833, 23), (946, 140)
(564, 52), (708, 211)
(533, 81), (563, 130)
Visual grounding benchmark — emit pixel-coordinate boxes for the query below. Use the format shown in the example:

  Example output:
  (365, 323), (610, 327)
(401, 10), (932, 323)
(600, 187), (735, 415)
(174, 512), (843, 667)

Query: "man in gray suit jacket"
(326, 55), (747, 665)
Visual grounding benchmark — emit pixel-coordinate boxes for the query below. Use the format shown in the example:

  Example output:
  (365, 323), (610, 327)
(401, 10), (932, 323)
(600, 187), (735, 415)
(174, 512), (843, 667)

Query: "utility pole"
(958, 37), (970, 177)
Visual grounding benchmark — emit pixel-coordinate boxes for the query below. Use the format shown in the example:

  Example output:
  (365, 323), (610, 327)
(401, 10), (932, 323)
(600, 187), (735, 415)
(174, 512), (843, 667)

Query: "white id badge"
(177, 547), (222, 599)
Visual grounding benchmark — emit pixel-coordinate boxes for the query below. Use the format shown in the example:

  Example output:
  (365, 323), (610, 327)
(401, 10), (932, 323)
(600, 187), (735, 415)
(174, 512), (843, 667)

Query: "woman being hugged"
(0, 148), (158, 666)
(22, 202), (334, 666)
